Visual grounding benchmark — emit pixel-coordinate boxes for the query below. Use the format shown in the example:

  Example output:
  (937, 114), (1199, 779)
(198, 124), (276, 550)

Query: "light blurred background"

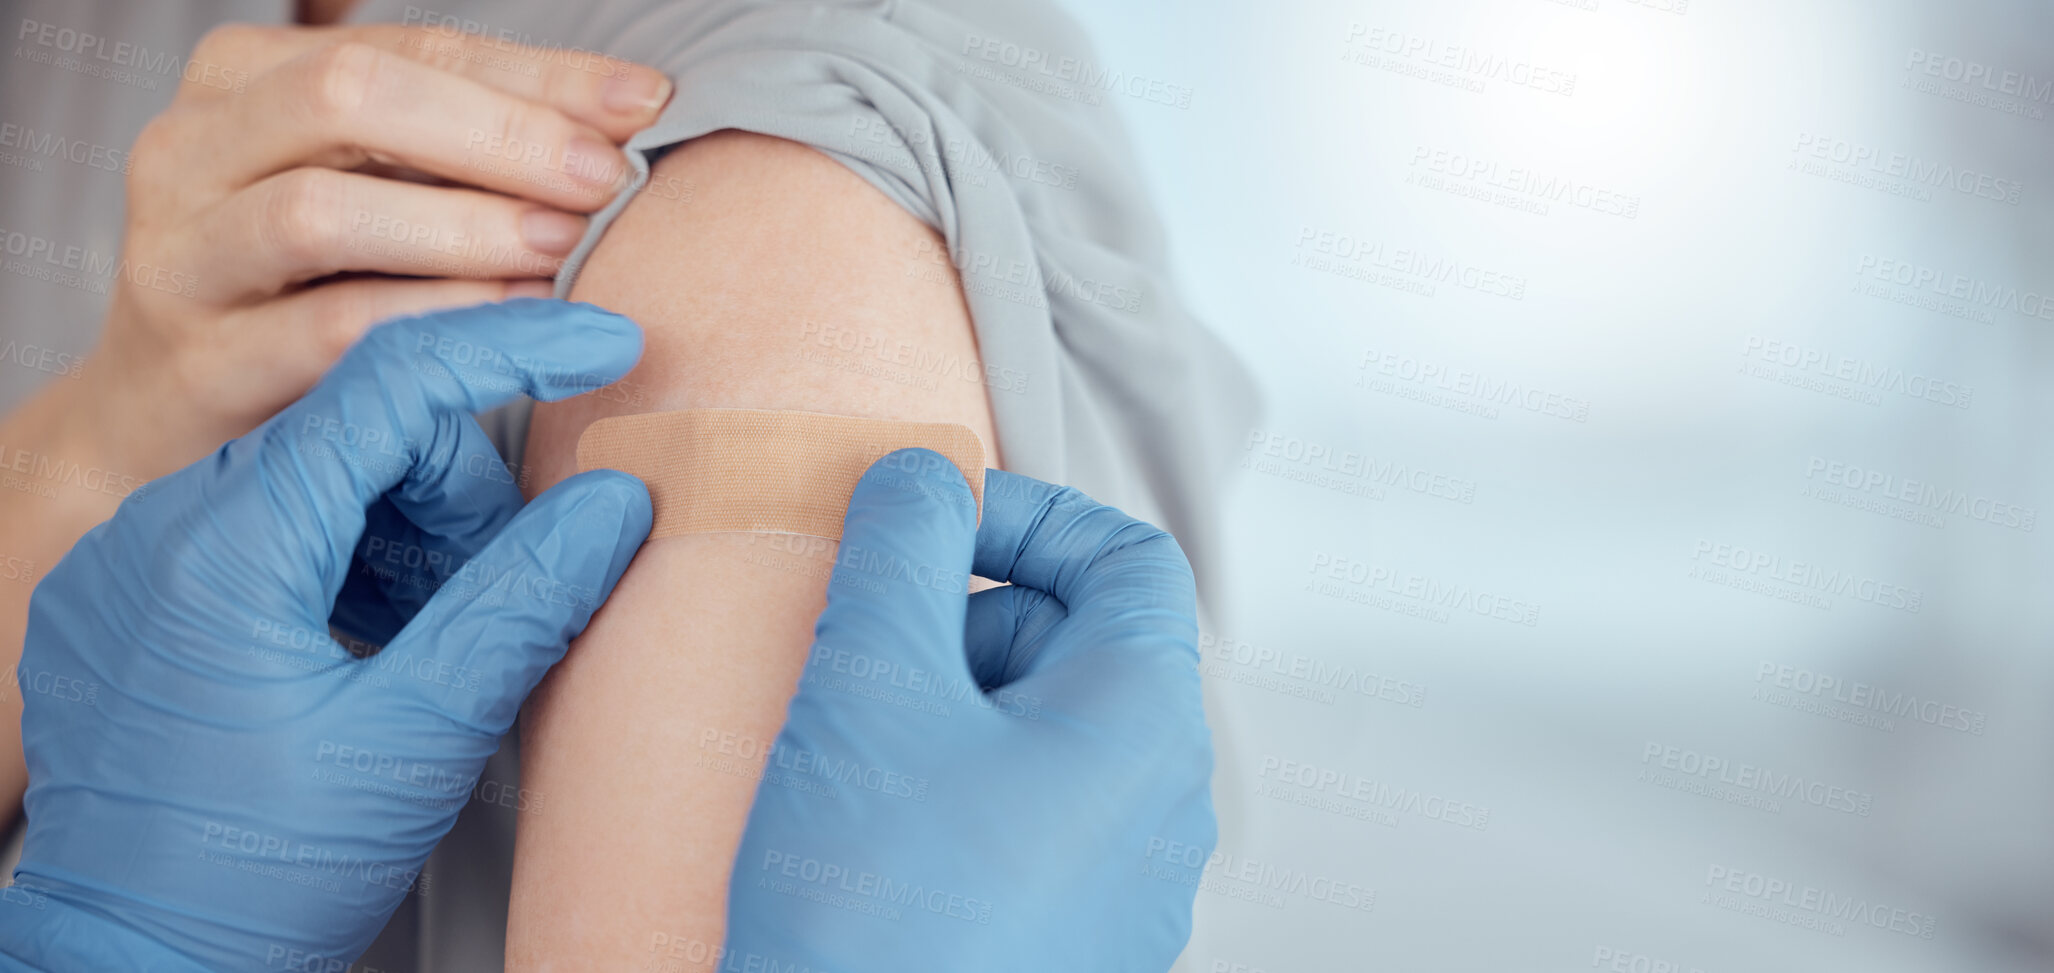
(1060, 0), (2054, 969)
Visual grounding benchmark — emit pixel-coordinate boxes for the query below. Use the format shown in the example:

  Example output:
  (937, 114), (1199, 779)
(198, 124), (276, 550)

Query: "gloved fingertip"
(559, 469), (653, 599)
(480, 301), (644, 402)
(496, 297), (628, 326)
(854, 448), (976, 527)
(522, 299), (636, 339)
(875, 446), (968, 485)
(567, 302), (644, 348)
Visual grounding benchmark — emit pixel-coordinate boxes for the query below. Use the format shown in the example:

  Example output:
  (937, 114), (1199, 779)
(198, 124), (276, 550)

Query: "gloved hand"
(0, 299), (652, 972)
(719, 453), (1217, 973)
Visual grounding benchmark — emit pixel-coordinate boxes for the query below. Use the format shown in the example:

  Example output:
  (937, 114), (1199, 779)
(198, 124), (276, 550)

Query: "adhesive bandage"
(574, 408), (986, 540)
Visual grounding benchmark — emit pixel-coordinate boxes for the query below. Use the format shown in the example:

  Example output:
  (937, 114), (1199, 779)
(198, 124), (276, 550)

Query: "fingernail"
(521, 209), (587, 256)
(604, 72), (673, 115)
(505, 279), (555, 299)
(563, 137), (627, 190)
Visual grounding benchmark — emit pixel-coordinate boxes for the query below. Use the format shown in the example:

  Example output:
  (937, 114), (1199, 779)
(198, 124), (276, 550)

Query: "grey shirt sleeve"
(532, 0), (1258, 590)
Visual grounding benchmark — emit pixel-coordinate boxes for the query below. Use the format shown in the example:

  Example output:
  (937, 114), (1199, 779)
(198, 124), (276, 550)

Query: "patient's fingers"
(180, 24), (670, 141)
(185, 40), (629, 211)
(191, 168), (582, 301)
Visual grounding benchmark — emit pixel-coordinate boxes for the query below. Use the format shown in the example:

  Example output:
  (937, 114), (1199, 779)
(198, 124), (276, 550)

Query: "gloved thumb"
(804, 449), (980, 697)
(377, 469), (652, 733)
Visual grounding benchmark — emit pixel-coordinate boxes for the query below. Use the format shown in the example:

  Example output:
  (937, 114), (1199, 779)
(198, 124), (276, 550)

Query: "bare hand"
(88, 23), (671, 477)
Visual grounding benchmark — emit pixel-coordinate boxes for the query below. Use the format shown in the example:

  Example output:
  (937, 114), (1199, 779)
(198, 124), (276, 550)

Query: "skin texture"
(506, 130), (999, 971)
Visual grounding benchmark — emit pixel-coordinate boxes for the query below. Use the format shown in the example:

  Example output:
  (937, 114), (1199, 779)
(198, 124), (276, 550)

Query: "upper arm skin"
(505, 130), (998, 970)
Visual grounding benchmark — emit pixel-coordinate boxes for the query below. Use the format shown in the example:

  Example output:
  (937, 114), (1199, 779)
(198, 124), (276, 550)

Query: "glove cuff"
(0, 887), (209, 973)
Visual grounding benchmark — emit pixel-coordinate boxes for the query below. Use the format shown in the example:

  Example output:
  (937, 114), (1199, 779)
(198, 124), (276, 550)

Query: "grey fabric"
(0, 0), (1254, 968)
(351, 0), (1257, 584)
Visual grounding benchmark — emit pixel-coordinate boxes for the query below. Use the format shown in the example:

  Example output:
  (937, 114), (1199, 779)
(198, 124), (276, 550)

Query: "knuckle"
(398, 26), (477, 76)
(259, 169), (351, 265)
(1044, 484), (1095, 520)
(300, 41), (386, 121)
(1132, 525), (1187, 562)
(1137, 529), (1196, 582)
(361, 22), (435, 52)
(489, 98), (542, 152)
(1106, 518), (1196, 591)
(189, 22), (264, 71)
(535, 62), (586, 115)
(124, 113), (180, 196)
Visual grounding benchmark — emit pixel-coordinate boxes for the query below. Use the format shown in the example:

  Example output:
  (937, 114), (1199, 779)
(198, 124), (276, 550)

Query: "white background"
(1063, 0), (2054, 970)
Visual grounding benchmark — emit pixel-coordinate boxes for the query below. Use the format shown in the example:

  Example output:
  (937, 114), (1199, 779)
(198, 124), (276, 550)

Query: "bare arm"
(0, 374), (143, 816)
(506, 130), (998, 971)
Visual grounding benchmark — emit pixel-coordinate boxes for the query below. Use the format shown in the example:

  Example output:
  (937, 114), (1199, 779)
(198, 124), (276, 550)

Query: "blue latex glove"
(0, 299), (653, 972)
(718, 453), (1217, 973)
